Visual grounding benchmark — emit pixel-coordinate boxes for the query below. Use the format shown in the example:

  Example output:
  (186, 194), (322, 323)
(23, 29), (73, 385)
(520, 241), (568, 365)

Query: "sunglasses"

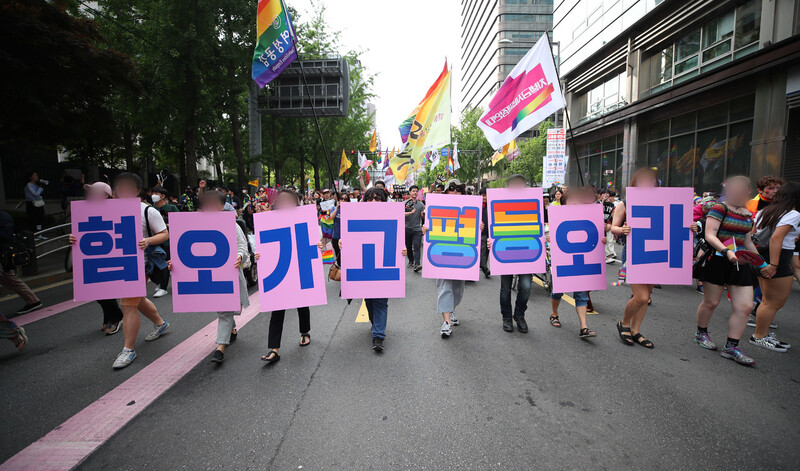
(367, 195), (383, 202)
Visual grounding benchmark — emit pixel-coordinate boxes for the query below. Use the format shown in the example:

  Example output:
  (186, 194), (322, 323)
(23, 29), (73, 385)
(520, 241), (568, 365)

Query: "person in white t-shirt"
(751, 182), (800, 352)
(112, 172), (171, 369)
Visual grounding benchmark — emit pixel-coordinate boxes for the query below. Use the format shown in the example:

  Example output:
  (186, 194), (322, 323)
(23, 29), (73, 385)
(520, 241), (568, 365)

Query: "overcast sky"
(289, 0), (462, 151)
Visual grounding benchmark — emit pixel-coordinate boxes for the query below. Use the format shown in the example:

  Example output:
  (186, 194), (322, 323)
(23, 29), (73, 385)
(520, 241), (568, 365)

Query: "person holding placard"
(261, 190), (314, 364)
(693, 176), (762, 366)
(750, 182), (800, 352)
(112, 173), (171, 369)
(547, 187), (601, 339)
(610, 169), (658, 348)
(405, 185), (425, 272)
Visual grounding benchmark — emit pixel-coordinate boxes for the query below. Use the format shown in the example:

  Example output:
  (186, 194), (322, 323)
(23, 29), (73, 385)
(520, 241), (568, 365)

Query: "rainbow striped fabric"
(252, 0), (297, 88)
(322, 249), (335, 265)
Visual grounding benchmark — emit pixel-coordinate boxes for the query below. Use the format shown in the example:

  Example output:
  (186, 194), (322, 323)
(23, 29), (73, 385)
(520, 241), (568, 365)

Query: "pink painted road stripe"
(15, 299), (91, 327)
(1, 292), (262, 471)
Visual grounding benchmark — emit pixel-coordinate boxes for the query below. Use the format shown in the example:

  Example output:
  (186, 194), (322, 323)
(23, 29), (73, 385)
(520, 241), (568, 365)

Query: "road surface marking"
(355, 300), (369, 323)
(14, 299), (91, 327)
(0, 292), (261, 471)
(531, 276), (599, 314)
(0, 278), (73, 303)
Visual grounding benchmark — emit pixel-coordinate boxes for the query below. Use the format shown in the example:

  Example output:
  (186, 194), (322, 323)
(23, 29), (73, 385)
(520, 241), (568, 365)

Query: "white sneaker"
(749, 335), (787, 352)
(768, 332), (791, 349)
(450, 312), (459, 326)
(153, 288), (168, 298)
(440, 321), (452, 338)
(606, 257), (615, 264)
(145, 321), (170, 341)
(747, 314), (777, 329)
(113, 349), (137, 369)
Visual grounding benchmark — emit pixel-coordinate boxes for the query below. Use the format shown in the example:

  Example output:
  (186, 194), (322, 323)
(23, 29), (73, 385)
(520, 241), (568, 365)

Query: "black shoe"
(16, 301), (43, 315)
(502, 318), (514, 332)
(514, 316), (528, 333)
(372, 337), (384, 352)
(229, 330), (237, 343)
(483, 269), (491, 279)
(210, 349), (224, 363)
(654, 284), (662, 289)
(413, 264), (422, 272)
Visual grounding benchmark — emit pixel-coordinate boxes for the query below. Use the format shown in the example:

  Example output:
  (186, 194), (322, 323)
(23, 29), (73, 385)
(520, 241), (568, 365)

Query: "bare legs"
(754, 277), (792, 339)
(622, 283), (653, 336)
(697, 282), (753, 340)
(122, 297), (165, 350)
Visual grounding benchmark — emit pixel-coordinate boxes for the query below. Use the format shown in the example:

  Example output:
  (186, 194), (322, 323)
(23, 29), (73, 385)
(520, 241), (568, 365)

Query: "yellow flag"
(339, 149), (352, 176)
(389, 153), (410, 183)
(369, 130), (377, 152)
(248, 179), (259, 187)
(491, 140), (519, 166)
(404, 63), (451, 163)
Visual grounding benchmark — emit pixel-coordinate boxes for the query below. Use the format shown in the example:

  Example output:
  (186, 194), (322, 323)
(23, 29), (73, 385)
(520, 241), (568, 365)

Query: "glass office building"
(554, 0), (800, 191)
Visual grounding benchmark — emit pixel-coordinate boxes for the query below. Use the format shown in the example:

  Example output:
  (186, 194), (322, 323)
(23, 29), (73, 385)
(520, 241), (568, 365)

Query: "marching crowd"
(1, 170), (798, 371)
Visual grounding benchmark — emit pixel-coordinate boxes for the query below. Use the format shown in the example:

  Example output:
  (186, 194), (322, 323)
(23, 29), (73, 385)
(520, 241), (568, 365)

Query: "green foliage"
(510, 119), (553, 186)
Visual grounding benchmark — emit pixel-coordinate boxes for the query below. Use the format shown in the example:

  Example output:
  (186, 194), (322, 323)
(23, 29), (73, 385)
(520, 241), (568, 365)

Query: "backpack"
(752, 212), (775, 250)
(1, 232), (35, 271)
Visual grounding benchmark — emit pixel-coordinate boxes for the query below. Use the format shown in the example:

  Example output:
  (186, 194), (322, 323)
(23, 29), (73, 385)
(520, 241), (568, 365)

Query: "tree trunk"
(298, 124), (305, 194)
(271, 119), (281, 184)
(185, 127), (198, 187)
(178, 141), (187, 189)
(229, 95), (247, 191)
(123, 120), (134, 171)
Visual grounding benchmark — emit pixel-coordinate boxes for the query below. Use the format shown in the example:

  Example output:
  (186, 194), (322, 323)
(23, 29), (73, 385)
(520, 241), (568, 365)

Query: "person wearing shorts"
(751, 182), (800, 352)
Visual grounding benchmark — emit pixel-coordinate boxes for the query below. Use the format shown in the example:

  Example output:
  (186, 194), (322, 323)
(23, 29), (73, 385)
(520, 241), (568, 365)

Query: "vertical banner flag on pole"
(543, 128), (567, 189)
(169, 212), (241, 313)
(625, 188), (693, 285)
(339, 149), (352, 176)
(251, 0), (297, 88)
(398, 61), (451, 163)
(453, 142), (461, 170)
(487, 188), (545, 276)
(341, 202), (406, 299)
(369, 130), (378, 153)
(477, 35), (565, 150)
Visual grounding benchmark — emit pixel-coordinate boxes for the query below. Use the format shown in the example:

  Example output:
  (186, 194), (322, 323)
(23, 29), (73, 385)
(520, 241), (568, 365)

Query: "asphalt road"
(1, 262), (799, 470)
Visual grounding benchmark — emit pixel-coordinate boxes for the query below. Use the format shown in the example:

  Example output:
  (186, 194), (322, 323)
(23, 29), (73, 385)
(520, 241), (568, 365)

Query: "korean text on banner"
(341, 202), (405, 299)
(169, 212), (240, 313)
(477, 35), (565, 150)
(548, 204), (607, 294)
(625, 187), (694, 285)
(253, 205), (327, 312)
(543, 128), (567, 189)
(251, 0), (297, 88)
(487, 188), (546, 275)
(71, 198), (145, 301)
(422, 194), (483, 281)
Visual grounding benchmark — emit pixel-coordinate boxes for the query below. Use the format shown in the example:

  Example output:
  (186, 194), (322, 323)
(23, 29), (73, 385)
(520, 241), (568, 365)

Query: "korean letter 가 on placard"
(340, 202), (405, 299)
(548, 204), (607, 294)
(71, 198), (145, 301)
(625, 187), (693, 285)
(253, 204), (327, 312)
(422, 193), (483, 281)
(169, 211), (240, 313)
(487, 187), (546, 275)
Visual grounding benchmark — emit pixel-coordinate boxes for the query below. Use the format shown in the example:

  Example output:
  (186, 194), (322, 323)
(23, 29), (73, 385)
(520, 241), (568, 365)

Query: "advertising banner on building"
(543, 128), (567, 189)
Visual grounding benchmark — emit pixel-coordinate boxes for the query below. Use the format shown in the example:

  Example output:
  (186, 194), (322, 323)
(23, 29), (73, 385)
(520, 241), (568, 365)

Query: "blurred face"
(635, 174), (658, 188)
(114, 180), (140, 199)
(760, 183), (780, 200)
(725, 179), (752, 206)
(275, 192), (299, 209)
(409, 188), (419, 200)
(507, 178), (525, 189)
(202, 197), (224, 212)
(86, 187), (109, 202)
(30, 172), (38, 182)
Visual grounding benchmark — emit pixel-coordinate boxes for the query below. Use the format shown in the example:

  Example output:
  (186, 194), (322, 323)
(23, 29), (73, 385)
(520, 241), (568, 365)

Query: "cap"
(84, 182), (112, 197)
(322, 188), (331, 193)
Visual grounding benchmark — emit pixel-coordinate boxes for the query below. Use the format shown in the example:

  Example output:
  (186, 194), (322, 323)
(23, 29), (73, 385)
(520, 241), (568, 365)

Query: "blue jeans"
(365, 298), (388, 339)
(551, 291), (589, 307)
(500, 274), (532, 319)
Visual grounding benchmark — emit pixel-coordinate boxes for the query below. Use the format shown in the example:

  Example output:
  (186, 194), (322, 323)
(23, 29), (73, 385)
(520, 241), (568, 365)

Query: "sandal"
(261, 349), (280, 363)
(299, 333), (311, 347)
(13, 327), (28, 352)
(632, 333), (654, 349)
(616, 321), (634, 346)
(579, 328), (596, 338)
(549, 314), (561, 328)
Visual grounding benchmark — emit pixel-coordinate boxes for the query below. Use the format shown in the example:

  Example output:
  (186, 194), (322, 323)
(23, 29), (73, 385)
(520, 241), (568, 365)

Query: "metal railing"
(33, 223), (71, 259)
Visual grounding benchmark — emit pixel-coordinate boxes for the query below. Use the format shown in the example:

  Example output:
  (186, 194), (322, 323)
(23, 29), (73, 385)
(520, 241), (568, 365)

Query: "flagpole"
(281, 0), (337, 190)
(545, 30), (585, 187)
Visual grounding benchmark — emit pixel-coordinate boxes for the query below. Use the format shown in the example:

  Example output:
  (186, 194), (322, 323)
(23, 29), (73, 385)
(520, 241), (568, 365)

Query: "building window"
(501, 47), (532, 56)
(500, 14), (553, 23)
(575, 134), (624, 189)
(639, 0), (761, 98)
(501, 31), (552, 41)
(504, 0), (553, 4)
(637, 95), (754, 193)
(576, 71), (626, 123)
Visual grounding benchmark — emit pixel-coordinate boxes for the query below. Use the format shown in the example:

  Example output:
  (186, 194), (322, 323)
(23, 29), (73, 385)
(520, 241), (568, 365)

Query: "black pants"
(150, 266), (170, 290)
(405, 229), (422, 265)
(480, 235), (490, 274)
(268, 307), (311, 348)
(332, 238), (341, 267)
(26, 201), (44, 232)
(97, 299), (123, 324)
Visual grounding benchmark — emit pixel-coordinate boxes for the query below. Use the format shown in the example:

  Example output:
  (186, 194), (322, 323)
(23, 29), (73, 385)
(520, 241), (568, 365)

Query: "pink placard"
(71, 198), (145, 301)
(340, 202), (405, 299)
(548, 204), (607, 294)
(487, 187), (546, 275)
(253, 204), (327, 312)
(422, 193), (483, 281)
(168, 212), (240, 313)
(625, 187), (694, 285)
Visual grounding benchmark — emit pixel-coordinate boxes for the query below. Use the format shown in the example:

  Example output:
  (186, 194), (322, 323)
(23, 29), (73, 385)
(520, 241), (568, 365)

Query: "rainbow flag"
(252, 0), (297, 88)
(319, 214), (334, 239)
(399, 61), (451, 161)
(322, 249), (335, 265)
(446, 156), (454, 174)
